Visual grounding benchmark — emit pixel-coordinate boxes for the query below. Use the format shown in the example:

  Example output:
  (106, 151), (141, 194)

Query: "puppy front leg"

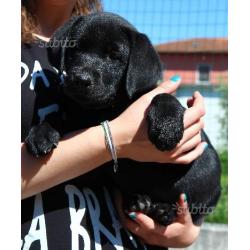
(123, 193), (177, 226)
(149, 202), (177, 226)
(146, 93), (185, 151)
(123, 193), (152, 214)
(25, 121), (61, 157)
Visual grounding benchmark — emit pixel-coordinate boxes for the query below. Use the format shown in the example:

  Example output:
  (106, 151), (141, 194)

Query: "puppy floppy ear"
(47, 16), (83, 73)
(126, 32), (162, 99)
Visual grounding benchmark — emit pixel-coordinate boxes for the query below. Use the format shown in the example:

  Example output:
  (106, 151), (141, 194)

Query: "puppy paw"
(25, 122), (60, 157)
(147, 93), (185, 151)
(150, 203), (176, 226)
(124, 194), (152, 214)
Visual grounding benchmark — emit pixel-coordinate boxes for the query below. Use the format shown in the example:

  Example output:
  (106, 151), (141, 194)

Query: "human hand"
(115, 192), (201, 248)
(110, 76), (207, 164)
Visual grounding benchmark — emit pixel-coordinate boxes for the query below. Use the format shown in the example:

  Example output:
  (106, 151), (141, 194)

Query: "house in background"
(155, 38), (228, 85)
(155, 38), (228, 149)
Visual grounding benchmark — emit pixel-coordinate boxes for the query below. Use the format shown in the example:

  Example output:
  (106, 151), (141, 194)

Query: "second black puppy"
(25, 12), (221, 226)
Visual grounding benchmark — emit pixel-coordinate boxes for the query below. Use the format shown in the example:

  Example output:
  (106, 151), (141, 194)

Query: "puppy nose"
(75, 73), (93, 88)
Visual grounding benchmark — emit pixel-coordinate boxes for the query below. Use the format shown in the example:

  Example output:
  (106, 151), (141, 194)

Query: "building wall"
(159, 53), (228, 85)
(175, 85), (226, 150)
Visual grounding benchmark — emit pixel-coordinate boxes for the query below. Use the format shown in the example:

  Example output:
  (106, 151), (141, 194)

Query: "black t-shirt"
(21, 40), (166, 250)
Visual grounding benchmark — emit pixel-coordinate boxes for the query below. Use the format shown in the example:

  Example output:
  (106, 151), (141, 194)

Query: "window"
(197, 64), (211, 84)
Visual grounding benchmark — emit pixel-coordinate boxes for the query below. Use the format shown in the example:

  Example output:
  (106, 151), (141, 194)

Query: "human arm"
(21, 125), (111, 199)
(22, 78), (205, 199)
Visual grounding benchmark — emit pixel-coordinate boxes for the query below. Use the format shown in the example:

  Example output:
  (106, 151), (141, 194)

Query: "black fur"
(25, 12), (221, 226)
(147, 93), (185, 151)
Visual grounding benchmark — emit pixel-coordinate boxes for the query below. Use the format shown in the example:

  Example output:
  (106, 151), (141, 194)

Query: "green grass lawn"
(205, 150), (228, 224)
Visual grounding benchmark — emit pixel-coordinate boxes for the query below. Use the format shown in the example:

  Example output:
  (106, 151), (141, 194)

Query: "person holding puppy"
(21, 0), (206, 249)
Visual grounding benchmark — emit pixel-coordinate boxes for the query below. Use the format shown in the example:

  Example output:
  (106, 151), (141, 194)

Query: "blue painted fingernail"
(183, 193), (188, 203)
(203, 142), (208, 150)
(128, 212), (137, 220)
(170, 75), (181, 83)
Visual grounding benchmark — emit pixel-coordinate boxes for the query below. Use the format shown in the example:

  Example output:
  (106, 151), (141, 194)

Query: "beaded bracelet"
(100, 120), (119, 173)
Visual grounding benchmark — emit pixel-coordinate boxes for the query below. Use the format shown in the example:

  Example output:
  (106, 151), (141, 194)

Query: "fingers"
(184, 91), (205, 129)
(179, 119), (204, 146)
(114, 191), (199, 248)
(115, 191), (165, 239)
(176, 194), (191, 223)
(118, 211), (150, 238)
(146, 75), (181, 100)
(172, 132), (201, 158)
(114, 190), (142, 233)
(173, 141), (207, 164)
(122, 215), (142, 235)
(122, 211), (162, 236)
(130, 212), (156, 231)
(192, 91), (205, 107)
(126, 212), (156, 236)
(187, 96), (195, 108)
(186, 91), (202, 108)
(125, 212), (168, 245)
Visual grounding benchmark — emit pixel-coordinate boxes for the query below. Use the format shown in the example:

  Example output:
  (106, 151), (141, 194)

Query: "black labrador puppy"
(25, 12), (221, 226)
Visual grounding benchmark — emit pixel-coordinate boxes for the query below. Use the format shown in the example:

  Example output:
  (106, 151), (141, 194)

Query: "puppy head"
(48, 12), (162, 109)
